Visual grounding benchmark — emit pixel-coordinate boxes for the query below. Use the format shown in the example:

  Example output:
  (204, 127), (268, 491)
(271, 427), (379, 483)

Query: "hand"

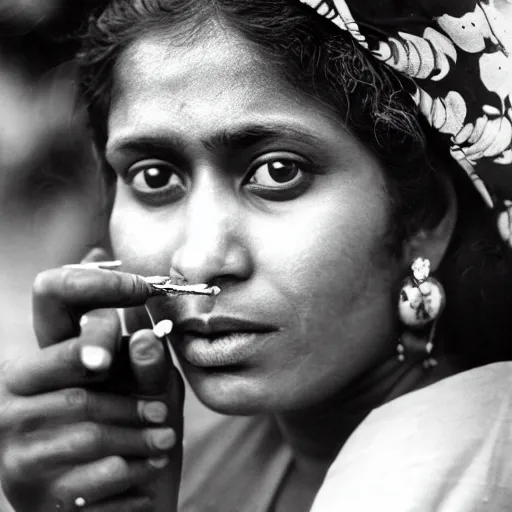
(0, 255), (184, 512)
(126, 325), (184, 512)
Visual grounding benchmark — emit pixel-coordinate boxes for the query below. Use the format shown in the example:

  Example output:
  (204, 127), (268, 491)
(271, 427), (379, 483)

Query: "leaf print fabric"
(299, 0), (512, 248)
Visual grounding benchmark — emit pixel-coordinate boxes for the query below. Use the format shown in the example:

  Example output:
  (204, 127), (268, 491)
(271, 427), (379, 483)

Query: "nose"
(170, 175), (253, 286)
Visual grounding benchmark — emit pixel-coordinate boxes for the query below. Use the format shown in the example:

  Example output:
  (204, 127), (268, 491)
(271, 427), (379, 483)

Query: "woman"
(1, 0), (512, 510)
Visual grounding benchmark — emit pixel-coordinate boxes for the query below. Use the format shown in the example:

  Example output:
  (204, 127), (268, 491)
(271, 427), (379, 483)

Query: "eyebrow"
(203, 125), (324, 151)
(107, 124), (325, 159)
(106, 134), (188, 167)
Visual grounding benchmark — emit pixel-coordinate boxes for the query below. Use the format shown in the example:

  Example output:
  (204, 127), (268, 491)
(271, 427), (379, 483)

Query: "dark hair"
(78, 0), (512, 366)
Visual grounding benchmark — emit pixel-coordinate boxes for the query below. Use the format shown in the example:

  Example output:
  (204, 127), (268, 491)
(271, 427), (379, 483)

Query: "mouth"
(174, 316), (279, 367)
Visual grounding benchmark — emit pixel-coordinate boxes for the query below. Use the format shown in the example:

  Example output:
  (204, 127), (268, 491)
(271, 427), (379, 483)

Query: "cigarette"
(144, 276), (221, 297)
(62, 261), (220, 297)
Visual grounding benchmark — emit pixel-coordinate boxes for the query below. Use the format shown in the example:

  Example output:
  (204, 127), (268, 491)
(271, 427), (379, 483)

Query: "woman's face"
(106, 29), (403, 414)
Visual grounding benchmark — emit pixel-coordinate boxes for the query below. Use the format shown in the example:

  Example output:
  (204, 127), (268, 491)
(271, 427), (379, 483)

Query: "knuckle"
(60, 268), (84, 298)
(65, 388), (89, 416)
(0, 397), (15, 430)
(71, 422), (103, 452)
(130, 273), (145, 297)
(128, 498), (154, 512)
(50, 482), (72, 507)
(103, 455), (130, 481)
(115, 271), (137, 299)
(34, 268), (87, 301)
(97, 311), (120, 342)
(32, 269), (56, 298)
(0, 396), (41, 437)
(1, 364), (17, 395)
(16, 414), (45, 434)
(0, 443), (26, 482)
(65, 339), (86, 374)
(114, 272), (127, 295)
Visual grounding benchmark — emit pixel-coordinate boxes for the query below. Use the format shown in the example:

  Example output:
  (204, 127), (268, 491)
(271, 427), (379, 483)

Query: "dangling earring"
(396, 257), (446, 368)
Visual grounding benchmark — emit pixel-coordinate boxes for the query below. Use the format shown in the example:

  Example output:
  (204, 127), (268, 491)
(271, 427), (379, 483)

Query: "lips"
(175, 316), (278, 338)
(173, 316), (279, 367)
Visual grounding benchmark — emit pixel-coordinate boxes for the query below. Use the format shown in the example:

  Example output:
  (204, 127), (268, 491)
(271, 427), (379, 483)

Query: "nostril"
(207, 274), (245, 291)
(170, 231), (253, 286)
(171, 246), (228, 285)
(168, 267), (187, 285)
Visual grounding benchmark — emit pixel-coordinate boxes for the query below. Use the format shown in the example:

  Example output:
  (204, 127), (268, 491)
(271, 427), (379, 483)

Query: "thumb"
(129, 325), (185, 512)
(129, 325), (185, 438)
(80, 247), (130, 336)
(129, 322), (182, 398)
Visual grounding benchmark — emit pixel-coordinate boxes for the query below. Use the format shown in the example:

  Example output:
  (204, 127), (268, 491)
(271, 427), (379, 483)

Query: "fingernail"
(64, 260), (122, 270)
(142, 402), (168, 424)
(153, 320), (173, 339)
(80, 346), (112, 371)
(149, 428), (176, 450)
(74, 497), (86, 507)
(133, 338), (163, 362)
(148, 456), (169, 469)
(80, 315), (89, 327)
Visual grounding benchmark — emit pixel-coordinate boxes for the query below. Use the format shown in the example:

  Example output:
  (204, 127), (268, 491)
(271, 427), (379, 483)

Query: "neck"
(274, 351), (465, 476)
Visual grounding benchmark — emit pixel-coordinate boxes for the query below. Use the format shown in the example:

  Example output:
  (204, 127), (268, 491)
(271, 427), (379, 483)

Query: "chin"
(183, 364), (279, 415)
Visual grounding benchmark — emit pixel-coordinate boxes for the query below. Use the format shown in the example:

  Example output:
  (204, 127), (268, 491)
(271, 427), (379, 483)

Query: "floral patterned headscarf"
(298, 0), (512, 248)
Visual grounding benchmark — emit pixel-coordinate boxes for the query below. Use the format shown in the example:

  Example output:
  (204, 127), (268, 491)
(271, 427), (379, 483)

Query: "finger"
(32, 267), (157, 347)
(52, 456), (167, 511)
(2, 423), (176, 480)
(5, 337), (102, 396)
(6, 310), (120, 395)
(0, 390), (169, 433)
(129, 327), (173, 397)
(79, 308), (121, 369)
(82, 248), (129, 342)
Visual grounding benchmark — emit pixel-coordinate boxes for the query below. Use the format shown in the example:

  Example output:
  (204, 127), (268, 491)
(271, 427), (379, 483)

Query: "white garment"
(312, 362), (512, 511)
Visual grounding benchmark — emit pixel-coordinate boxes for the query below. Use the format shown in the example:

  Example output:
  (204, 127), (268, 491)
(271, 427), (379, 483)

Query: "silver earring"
(396, 258), (446, 368)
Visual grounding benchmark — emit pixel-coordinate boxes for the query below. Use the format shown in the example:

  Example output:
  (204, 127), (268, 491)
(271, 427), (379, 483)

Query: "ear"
(401, 174), (458, 272)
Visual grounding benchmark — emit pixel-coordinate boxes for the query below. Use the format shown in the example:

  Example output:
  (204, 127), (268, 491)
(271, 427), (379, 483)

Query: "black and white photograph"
(0, 1), (512, 510)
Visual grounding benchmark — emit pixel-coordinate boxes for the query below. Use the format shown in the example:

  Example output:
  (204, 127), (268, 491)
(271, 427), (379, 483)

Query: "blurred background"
(0, 0), (105, 361)
(0, 2), (223, 510)
(0, 1), (103, 509)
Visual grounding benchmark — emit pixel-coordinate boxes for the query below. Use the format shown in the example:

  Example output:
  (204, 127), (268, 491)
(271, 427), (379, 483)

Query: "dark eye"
(248, 160), (304, 188)
(132, 166), (179, 191)
(129, 160), (186, 203)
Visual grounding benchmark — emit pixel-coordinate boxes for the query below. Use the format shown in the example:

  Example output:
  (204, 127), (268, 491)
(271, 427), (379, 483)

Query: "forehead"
(114, 29), (265, 95)
(112, 32), (278, 118)
(107, 30), (344, 146)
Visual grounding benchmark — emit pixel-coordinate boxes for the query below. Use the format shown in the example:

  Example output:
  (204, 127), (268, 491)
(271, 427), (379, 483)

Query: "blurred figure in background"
(0, 0), (103, 362)
(0, 4), (107, 508)
(0, 3), (99, 510)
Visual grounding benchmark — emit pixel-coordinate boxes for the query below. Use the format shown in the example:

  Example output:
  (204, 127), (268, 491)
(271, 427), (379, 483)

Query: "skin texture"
(0, 261), (183, 512)
(0, 22), (460, 512)
(106, 28), (404, 416)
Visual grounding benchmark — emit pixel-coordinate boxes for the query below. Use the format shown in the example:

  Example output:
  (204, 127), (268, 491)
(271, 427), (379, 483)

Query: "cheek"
(259, 175), (394, 308)
(254, 178), (397, 366)
(109, 188), (172, 275)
